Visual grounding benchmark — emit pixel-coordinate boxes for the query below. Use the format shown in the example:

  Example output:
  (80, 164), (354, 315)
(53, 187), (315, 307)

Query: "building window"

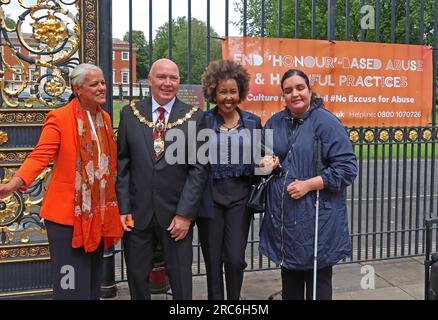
(113, 70), (115, 83)
(121, 52), (129, 60)
(121, 71), (129, 84)
(13, 67), (22, 81)
(112, 51), (115, 60)
(29, 69), (38, 82)
(28, 50), (38, 57)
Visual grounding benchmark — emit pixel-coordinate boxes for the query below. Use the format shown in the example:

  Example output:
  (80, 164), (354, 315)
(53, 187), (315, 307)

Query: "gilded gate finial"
(31, 12), (68, 50)
(0, 0), (80, 107)
(0, 131), (8, 145)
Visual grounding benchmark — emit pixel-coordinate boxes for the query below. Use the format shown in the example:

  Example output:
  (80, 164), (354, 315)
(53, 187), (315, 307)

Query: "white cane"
(312, 189), (319, 300)
(312, 138), (322, 300)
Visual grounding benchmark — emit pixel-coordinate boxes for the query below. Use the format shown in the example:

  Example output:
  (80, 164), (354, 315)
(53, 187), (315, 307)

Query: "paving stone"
(333, 292), (355, 300)
(332, 263), (392, 293)
(399, 284), (425, 300)
(349, 286), (414, 300)
(370, 258), (424, 286)
(105, 259), (425, 301)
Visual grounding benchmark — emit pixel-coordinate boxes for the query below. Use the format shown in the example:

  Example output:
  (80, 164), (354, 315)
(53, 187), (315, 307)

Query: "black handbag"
(247, 174), (274, 213)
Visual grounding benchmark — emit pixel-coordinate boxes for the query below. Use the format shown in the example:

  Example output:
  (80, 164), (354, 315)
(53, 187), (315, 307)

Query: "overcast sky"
(112, 0), (241, 41)
(4, 0), (241, 40)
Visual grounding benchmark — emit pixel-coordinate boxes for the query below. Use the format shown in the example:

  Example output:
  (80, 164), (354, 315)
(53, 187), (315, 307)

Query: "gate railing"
(0, 0), (437, 296)
(113, 1), (437, 282)
(0, 0), (114, 297)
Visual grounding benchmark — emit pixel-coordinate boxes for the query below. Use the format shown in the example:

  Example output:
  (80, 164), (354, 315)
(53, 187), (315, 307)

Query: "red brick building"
(2, 33), (41, 94)
(112, 38), (144, 97)
(2, 34), (142, 98)
(112, 38), (137, 85)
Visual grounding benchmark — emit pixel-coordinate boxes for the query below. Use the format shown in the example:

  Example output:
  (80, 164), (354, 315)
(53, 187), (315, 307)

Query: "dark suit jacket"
(116, 97), (209, 230)
(196, 107), (263, 219)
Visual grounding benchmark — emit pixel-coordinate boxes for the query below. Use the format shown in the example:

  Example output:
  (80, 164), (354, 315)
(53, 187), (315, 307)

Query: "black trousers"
(281, 266), (333, 300)
(197, 176), (252, 300)
(45, 220), (104, 300)
(123, 215), (193, 300)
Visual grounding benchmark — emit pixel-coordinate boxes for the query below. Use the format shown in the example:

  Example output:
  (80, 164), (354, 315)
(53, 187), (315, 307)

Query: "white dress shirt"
(151, 96), (175, 124)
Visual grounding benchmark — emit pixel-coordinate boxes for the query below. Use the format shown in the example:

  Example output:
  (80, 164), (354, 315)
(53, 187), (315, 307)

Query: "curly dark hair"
(201, 60), (250, 103)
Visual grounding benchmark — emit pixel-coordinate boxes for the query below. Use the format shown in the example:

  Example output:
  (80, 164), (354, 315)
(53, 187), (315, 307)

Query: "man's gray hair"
(70, 63), (103, 87)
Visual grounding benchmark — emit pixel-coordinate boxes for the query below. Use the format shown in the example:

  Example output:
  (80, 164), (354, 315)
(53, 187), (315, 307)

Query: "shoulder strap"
(314, 136), (323, 175)
(285, 120), (303, 154)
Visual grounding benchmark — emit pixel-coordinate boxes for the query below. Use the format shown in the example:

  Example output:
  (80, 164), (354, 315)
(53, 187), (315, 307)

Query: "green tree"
(233, 1), (338, 39)
(232, 0), (274, 37)
(152, 17), (222, 84)
(5, 15), (16, 29)
(123, 30), (149, 80)
(233, 0), (435, 45)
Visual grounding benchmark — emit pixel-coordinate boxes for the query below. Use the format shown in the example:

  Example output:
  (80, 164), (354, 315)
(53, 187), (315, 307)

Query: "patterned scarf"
(72, 98), (122, 253)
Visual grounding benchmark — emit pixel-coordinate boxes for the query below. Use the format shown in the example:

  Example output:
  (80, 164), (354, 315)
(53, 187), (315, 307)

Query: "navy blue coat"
(259, 98), (358, 270)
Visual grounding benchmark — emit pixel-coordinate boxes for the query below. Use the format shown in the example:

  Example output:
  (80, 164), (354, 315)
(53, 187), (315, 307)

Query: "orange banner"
(222, 37), (433, 127)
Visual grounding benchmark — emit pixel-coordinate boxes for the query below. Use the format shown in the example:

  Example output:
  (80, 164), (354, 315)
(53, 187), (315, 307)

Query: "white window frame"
(29, 69), (37, 82)
(121, 51), (129, 60)
(112, 51), (115, 60)
(13, 67), (22, 81)
(121, 71), (129, 84)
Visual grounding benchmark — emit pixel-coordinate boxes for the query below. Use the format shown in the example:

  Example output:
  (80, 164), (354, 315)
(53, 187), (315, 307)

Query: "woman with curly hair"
(197, 60), (262, 300)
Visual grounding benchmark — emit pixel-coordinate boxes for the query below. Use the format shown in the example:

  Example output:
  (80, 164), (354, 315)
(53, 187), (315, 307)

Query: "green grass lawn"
(112, 100), (126, 128)
(354, 143), (437, 159)
(352, 110), (438, 159)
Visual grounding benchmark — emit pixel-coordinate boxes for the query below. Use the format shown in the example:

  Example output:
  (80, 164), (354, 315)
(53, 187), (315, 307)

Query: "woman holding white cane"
(259, 69), (357, 300)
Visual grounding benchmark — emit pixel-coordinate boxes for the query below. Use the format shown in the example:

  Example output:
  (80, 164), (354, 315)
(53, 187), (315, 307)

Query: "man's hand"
(120, 214), (134, 232)
(167, 214), (191, 241)
(0, 177), (24, 199)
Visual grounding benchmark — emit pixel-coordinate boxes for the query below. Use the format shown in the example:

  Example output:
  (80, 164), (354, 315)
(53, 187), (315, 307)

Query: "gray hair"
(70, 63), (103, 87)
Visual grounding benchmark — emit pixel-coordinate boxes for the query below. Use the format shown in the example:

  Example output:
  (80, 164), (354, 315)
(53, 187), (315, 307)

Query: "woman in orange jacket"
(0, 63), (123, 299)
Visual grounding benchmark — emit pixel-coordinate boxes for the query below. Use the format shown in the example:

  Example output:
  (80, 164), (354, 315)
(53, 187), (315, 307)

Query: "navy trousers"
(281, 266), (333, 300)
(197, 176), (252, 300)
(45, 220), (104, 300)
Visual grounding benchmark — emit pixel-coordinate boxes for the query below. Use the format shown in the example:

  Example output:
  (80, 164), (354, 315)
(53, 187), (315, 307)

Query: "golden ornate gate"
(0, 0), (112, 298)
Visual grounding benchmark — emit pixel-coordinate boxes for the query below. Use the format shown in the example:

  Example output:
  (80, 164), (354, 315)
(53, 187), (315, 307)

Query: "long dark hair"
(280, 69), (319, 104)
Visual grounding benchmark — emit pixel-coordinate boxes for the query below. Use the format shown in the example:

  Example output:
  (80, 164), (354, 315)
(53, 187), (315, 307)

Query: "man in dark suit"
(116, 58), (208, 300)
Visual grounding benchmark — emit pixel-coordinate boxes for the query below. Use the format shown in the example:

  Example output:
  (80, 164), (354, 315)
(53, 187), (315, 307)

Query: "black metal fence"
(114, 0), (438, 280)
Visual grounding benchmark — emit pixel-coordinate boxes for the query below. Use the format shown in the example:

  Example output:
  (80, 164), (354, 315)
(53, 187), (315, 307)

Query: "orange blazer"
(16, 99), (117, 226)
